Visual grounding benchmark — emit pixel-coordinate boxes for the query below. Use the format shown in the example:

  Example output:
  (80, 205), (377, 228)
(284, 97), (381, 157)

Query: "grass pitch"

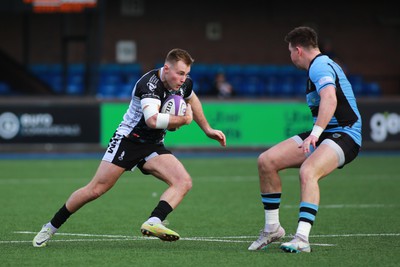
(0, 153), (399, 266)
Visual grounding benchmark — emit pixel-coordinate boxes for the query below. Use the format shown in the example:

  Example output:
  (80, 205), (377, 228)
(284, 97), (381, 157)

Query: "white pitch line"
(2, 238), (332, 246)
(0, 239), (136, 244)
(14, 231), (400, 239)
(3, 231), (399, 246)
(311, 233), (400, 238)
(217, 233), (400, 239)
(282, 204), (396, 209)
(15, 231), (133, 238)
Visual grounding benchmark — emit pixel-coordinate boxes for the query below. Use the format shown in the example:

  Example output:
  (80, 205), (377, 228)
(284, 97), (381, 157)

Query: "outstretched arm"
(187, 92), (226, 147)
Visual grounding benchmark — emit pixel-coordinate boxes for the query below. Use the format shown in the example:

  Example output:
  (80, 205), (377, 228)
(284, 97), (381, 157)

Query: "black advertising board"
(0, 99), (399, 150)
(358, 100), (400, 150)
(0, 104), (100, 143)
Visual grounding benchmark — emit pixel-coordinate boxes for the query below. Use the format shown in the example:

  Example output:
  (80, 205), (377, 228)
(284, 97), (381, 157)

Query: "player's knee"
(88, 189), (102, 200)
(258, 150), (277, 172)
(299, 163), (317, 185)
(172, 174), (192, 194)
(181, 175), (192, 192)
(257, 152), (267, 168)
(83, 186), (106, 201)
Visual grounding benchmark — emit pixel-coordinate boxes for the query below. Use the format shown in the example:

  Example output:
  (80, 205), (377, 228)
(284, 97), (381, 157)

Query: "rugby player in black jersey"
(33, 48), (226, 247)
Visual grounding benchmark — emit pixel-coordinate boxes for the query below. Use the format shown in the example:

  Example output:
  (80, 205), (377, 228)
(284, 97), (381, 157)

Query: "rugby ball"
(160, 95), (186, 116)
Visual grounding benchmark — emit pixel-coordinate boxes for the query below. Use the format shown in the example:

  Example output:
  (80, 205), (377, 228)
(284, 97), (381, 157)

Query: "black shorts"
(297, 131), (360, 168)
(102, 132), (172, 174)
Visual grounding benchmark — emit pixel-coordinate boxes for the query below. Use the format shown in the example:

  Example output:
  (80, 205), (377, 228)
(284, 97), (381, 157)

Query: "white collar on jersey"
(159, 67), (165, 81)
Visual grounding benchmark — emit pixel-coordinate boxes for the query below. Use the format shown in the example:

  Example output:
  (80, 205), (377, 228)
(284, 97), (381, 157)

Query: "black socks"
(50, 204), (72, 228)
(149, 200), (173, 222)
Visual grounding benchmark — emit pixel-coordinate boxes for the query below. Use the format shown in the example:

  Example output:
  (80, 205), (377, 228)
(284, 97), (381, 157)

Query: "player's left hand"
(300, 134), (318, 154)
(206, 129), (226, 147)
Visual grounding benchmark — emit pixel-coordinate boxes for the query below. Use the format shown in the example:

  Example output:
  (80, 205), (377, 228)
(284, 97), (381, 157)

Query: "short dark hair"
(165, 48), (195, 66)
(284, 26), (318, 49)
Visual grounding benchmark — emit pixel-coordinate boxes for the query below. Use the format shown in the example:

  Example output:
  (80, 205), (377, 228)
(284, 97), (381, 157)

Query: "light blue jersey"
(306, 54), (362, 146)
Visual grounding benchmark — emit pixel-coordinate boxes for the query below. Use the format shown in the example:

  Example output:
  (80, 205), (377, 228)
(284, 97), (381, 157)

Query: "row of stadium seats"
(28, 63), (142, 98)
(190, 63), (381, 97)
(0, 63), (382, 98)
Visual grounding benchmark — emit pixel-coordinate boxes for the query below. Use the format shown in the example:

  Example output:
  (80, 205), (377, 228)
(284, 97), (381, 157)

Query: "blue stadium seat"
(120, 64), (142, 84)
(190, 63), (215, 95)
(260, 65), (279, 77)
(29, 64), (50, 75)
(238, 76), (265, 97)
(363, 82), (381, 97)
(224, 64), (243, 81)
(264, 75), (280, 97)
(0, 81), (11, 95)
(116, 83), (133, 99)
(348, 74), (363, 96)
(97, 84), (118, 98)
(278, 75), (296, 97)
(45, 73), (63, 93)
(292, 76), (307, 97)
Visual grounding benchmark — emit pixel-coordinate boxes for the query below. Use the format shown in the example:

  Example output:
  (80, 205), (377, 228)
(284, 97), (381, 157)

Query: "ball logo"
(0, 112), (20, 139)
(180, 102), (186, 115)
(161, 95), (186, 116)
(164, 101), (174, 114)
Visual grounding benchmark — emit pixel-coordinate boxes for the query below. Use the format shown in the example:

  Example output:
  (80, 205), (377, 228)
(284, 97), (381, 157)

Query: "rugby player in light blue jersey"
(248, 26), (362, 253)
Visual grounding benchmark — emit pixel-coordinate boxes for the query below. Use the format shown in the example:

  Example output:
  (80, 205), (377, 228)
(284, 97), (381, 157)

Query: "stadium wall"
(0, 1), (399, 95)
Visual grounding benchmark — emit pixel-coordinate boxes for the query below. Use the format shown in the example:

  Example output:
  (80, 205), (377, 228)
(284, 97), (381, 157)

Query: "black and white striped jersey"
(114, 67), (194, 144)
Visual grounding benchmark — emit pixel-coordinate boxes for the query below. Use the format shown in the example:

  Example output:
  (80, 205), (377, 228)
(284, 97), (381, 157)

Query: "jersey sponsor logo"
(118, 151), (125, 161)
(147, 81), (157, 91)
(333, 133), (341, 138)
(107, 134), (121, 154)
(147, 74), (159, 92)
(179, 84), (187, 93)
(142, 93), (159, 100)
(318, 76), (334, 86)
